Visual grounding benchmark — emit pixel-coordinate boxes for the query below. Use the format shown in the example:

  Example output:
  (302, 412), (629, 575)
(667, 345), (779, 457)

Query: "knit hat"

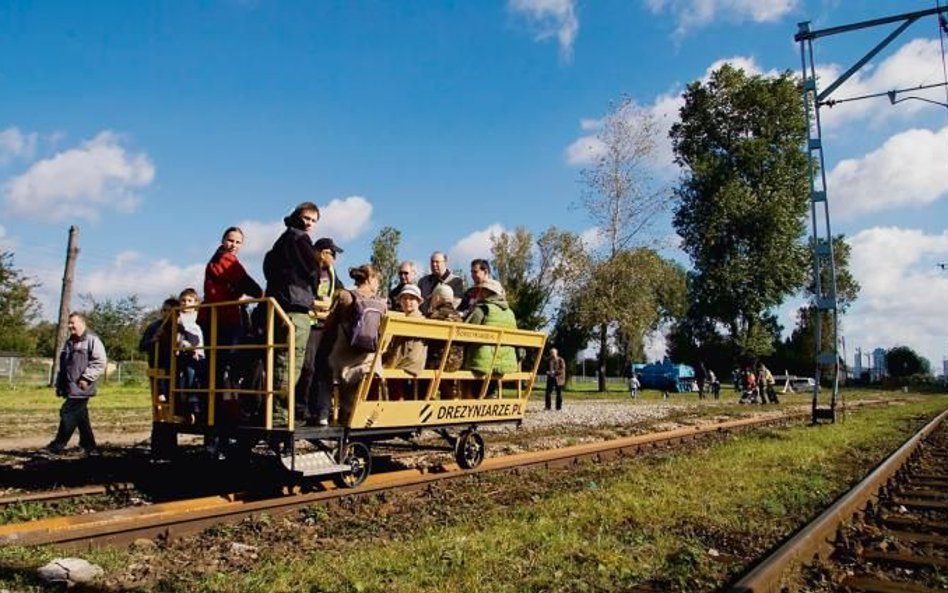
(477, 278), (505, 298)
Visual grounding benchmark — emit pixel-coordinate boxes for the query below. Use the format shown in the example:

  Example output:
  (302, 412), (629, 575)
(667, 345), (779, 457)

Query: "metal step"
(281, 451), (349, 477)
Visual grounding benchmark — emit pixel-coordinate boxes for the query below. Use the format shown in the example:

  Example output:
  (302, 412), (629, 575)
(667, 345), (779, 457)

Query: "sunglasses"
(398, 271), (411, 276)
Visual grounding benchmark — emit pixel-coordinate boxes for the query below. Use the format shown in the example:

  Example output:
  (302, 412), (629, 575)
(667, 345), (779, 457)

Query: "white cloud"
(449, 224), (506, 268)
(0, 127), (38, 165)
(845, 227), (948, 370)
(817, 39), (947, 131)
(579, 226), (604, 250)
(318, 196), (373, 242)
(644, 329), (668, 363)
(0, 224), (14, 251)
(828, 126), (948, 219)
(508, 0), (578, 61)
(646, 0), (798, 36)
(565, 55), (765, 169)
(236, 196), (374, 258)
(3, 131), (155, 222)
(80, 250), (205, 305)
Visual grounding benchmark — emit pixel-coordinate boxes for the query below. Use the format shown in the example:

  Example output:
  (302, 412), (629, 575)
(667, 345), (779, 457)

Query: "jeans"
(51, 397), (96, 450)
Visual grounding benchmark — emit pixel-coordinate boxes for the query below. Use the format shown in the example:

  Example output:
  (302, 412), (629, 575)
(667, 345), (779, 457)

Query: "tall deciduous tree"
(671, 64), (810, 358)
(0, 251), (41, 354)
(370, 226), (401, 292)
(490, 226), (587, 331)
(885, 346), (930, 378)
(578, 97), (671, 391)
(573, 248), (686, 367)
(81, 294), (146, 361)
(779, 235), (861, 373)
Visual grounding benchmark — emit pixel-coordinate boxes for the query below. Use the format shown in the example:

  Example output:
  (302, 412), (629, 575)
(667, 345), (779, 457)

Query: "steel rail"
(0, 412), (807, 548)
(727, 408), (948, 593)
(0, 483), (136, 508)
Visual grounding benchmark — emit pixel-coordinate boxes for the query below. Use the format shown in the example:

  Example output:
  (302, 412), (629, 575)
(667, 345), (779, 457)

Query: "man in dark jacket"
(418, 251), (464, 314)
(46, 312), (108, 456)
(387, 261), (416, 312)
(263, 202), (320, 421)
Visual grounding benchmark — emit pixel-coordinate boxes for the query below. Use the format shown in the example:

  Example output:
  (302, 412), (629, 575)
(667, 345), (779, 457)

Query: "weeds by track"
(0, 412), (807, 549)
(728, 409), (948, 593)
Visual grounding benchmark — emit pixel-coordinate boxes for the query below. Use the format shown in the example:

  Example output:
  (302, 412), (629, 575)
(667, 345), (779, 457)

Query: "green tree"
(671, 64), (810, 358)
(577, 97), (670, 391)
(491, 226), (587, 331)
(30, 320), (58, 357)
(573, 248), (686, 369)
(81, 294), (147, 361)
(885, 346), (930, 378)
(0, 251), (41, 354)
(370, 226), (402, 292)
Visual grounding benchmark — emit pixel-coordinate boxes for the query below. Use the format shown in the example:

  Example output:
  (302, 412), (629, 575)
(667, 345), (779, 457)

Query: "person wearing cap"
(382, 283), (428, 400)
(262, 202), (320, 422)
(418, 251), (464, 313)
(425, 283), (465, 399)
(297, 237), (345, 425)
(387, 260), (416, 313)
(463, 278), (519, 379)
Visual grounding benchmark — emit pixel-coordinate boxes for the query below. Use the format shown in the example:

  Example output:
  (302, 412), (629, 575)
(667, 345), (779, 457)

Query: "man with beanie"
(263, 202), (320, 423)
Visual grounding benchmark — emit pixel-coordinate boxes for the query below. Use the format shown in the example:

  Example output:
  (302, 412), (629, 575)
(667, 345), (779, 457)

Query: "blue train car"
(631, 359), (696, 393)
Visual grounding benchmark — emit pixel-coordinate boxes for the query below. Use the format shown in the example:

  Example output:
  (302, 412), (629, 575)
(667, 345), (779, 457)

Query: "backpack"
(349, 290), (388, 353)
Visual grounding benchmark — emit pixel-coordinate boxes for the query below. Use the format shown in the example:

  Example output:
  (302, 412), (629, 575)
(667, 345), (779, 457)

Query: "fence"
(0, 357), (150, 389)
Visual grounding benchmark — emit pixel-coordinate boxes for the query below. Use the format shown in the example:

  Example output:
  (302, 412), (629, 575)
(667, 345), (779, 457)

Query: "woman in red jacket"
(199, 227), (264, 394)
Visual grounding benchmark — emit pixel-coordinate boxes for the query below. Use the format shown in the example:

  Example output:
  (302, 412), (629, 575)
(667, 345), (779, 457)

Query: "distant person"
(544, 348), (567, 411)
(757, 362), (778, 404)
(46, 312), (107, 456)
(695, 362), (708, 400)
(263, 202), (321, 421)
(459, 258), (491, 315)
(139, 297), (178, 402)
(709, 369), (720, 400)
(387, 261), (416, 313)
(418, 251), (464, 313)
(628, 373), (641, 399)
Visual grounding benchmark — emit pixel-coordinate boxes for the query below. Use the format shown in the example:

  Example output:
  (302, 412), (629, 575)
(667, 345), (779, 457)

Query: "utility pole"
(49, 226), (79, 386)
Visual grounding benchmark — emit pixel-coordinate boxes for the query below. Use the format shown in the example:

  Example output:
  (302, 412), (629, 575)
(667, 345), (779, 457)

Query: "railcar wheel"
(454, 429), (485, 470)
(335, 441), (372, 488)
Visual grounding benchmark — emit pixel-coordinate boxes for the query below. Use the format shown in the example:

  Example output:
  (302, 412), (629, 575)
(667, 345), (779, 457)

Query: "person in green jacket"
(463, 278), (519, 377)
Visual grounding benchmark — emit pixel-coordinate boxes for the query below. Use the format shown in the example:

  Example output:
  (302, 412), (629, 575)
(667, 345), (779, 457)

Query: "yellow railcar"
(148, 298), (546, 487)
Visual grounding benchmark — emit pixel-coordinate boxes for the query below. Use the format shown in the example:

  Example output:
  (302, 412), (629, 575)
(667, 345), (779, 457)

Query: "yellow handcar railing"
(149, 297), (296, 431)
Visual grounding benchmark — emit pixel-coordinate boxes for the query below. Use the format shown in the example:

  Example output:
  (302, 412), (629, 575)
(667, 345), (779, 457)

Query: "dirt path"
(0, 431), (152, 452)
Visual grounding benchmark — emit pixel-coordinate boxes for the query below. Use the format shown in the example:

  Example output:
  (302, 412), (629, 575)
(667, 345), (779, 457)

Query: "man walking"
(544, 348), (566, 411)
(46, 312), (107, 456)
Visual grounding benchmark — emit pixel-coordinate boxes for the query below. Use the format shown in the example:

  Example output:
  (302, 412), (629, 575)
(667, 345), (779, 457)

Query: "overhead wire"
(938, 0), (948, 125)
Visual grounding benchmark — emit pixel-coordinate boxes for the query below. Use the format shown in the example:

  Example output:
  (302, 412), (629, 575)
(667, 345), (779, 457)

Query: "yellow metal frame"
(346, 314), (546, 430)
(149, 297), (296, 431)
(150, 300), (547, 434)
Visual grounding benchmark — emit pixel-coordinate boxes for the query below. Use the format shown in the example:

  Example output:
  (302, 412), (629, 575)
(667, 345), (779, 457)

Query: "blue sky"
(1, 1), (946, 369)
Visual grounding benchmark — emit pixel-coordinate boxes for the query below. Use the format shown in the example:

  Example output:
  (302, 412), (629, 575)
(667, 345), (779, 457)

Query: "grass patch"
(0, 396), (941, 592)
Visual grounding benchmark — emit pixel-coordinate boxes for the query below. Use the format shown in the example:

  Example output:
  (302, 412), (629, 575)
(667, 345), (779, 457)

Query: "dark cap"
(314, 237), (344, 255)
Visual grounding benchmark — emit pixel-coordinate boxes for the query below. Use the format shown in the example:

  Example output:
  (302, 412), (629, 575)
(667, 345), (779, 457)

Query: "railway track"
(0, 412), (805, 549)
(728, 408), (948, 593)
(0, 483), (137, 508)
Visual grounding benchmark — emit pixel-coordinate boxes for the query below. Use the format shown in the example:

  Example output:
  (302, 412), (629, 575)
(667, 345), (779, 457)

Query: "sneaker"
(82, 447), (101, 458)
(318, 417), (329, 426)
(44, 443), (65, 455)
